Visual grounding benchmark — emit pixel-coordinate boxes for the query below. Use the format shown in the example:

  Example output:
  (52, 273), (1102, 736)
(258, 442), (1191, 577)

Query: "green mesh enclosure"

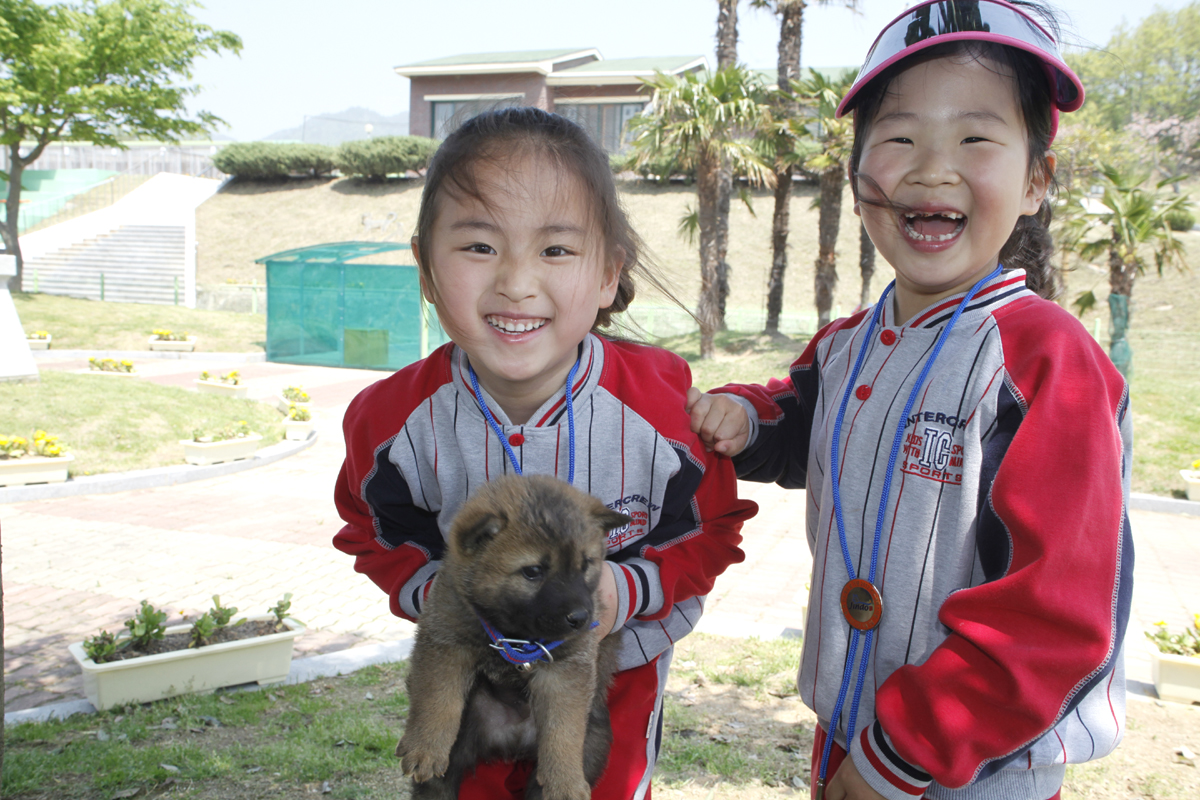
(257, 242), (448, 371)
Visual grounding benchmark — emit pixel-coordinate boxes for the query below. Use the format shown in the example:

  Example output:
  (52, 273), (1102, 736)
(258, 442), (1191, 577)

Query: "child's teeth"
(488, 317), (546, 333)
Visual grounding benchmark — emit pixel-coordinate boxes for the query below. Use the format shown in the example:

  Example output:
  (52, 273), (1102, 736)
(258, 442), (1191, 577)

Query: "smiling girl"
(333, 107), (755, 800)
(688, 2), (1132, 799)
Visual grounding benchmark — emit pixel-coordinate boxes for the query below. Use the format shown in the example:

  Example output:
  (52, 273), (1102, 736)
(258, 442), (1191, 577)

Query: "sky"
(185, 0), (1195, 141)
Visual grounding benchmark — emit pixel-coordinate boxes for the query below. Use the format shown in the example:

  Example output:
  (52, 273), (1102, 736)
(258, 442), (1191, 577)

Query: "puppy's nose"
(565, 609), (589, 629)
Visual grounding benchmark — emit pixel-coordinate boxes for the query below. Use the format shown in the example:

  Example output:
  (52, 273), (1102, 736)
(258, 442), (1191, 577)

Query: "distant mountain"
(264, 107), (410, 144)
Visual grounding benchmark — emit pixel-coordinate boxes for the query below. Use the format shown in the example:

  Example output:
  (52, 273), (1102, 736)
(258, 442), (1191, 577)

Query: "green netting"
(257, 242), (449, 371)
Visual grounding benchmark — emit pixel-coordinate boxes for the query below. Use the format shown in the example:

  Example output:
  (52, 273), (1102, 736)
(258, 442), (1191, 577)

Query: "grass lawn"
(11, 292), (266, 353)
(4, 634), (1197, 800)
(0, 372), (284, 477)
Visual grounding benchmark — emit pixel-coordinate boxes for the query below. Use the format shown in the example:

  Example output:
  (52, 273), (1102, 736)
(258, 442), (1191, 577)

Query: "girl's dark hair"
(415, 106), (670, 330)
(848, 38), (1062, 300)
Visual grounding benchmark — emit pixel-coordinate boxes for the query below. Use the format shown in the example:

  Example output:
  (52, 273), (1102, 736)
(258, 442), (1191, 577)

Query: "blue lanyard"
(817, 266), (1002, 796)
(467, 353), (580, 486)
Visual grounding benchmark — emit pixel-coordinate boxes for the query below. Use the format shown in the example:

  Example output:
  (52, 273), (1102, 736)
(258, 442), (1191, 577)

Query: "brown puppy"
(396, 474), (631, 800)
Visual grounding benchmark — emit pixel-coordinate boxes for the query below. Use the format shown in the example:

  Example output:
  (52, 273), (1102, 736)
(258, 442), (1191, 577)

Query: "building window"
(430, 97), (523, 139)
(557, 103), (645, 152)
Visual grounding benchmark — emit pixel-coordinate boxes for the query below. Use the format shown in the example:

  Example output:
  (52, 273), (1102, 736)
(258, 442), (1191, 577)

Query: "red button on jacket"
(508, 433), (525, 447)
(856, 385), (872, 401)
(880, 329), (897, 346)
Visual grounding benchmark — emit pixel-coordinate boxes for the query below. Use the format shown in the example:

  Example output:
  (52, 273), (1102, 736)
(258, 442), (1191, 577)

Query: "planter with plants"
(88, 357), (137, 376)
(195, 369), (249, 399)
(180, 421), (264, 466)
(1180, 460), (1200, 502)
(275, 385), (312, 414)
(0, 430), (75, 487)
(68, 595), (306, 711)
(282, 403), (315, 441)
(149, 329), (197, 352)
(26, 330), (51, 350)
(1145, 614), (1200, 704)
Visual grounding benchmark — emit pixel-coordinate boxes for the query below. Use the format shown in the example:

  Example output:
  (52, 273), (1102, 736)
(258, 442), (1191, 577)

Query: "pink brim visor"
(835, 0), (1084, 140)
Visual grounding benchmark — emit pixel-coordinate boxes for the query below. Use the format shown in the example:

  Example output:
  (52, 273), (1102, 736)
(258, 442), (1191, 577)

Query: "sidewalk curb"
(0, 433), (317, 504)
(1130, 492), (1200, 516)
(4, 637), (416, 727)
(32, 349), (266, 363)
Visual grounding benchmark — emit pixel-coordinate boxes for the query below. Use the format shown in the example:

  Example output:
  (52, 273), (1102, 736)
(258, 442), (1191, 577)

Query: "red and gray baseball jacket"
(718, 270), (1133, 800)
(334, 333), (756, 671)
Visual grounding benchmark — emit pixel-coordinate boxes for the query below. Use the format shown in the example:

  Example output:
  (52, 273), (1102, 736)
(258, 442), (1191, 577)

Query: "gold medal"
(840, 578), (883, 631)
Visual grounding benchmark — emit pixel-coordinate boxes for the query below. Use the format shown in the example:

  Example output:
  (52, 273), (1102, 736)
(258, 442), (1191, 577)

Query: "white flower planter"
(0, 453), (74, 487)
(149, 336), (197, 352)
(275, 394), (313, 414)
(283, 419), (315, 441)
(27, 335), (51, 350)
(68, 615), (306, 711)
(1180, 470), (1200, 502)
(180, 433), (263, 466)
(195, 379), (249, 399)
(1149, 646), (1200, 704)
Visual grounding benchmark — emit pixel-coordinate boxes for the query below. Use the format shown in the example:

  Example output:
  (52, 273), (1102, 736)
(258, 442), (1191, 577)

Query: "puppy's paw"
(395, 735), (449, 783)
(541, 776), (591, 800)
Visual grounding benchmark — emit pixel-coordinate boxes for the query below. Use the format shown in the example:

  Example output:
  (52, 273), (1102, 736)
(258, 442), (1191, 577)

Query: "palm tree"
(794, 69), (856, 328)
(1061, 163), (1192, 376)
(630, 66), (773, 358)
(715, 0), (740, 328)
(752, 0), (859, 334)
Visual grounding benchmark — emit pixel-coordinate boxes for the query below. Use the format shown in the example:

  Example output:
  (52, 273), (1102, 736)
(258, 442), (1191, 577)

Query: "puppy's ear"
(456, 512), (506, 555)
(593, 507), (632, 533)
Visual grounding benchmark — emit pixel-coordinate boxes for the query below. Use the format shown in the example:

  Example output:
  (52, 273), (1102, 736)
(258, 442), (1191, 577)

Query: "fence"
(10, 174), (152, 236)
(0, 142), (226, 179)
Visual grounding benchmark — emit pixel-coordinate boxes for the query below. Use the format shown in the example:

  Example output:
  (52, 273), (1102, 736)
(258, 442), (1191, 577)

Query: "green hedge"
(213, 142), (337, 180)
(335, 136), (439, 180)
(609, 151), (696, 184)
(1165, 206), (1196, 232)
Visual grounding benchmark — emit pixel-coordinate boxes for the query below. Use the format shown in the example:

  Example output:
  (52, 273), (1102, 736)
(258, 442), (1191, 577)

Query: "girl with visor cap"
(687, 2), (1131, 799)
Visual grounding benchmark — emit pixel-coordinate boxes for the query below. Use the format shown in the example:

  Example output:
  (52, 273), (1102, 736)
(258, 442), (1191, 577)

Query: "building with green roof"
(395, 48), (706, 151)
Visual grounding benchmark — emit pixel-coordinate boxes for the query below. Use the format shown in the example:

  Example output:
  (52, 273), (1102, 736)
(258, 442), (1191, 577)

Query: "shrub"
(335, 135), (439, 180)
(1165, 206), (1196, 231)
(611, 150), (696, 184)
(212, 142), (291, 180)
(283, 143), (337, 177)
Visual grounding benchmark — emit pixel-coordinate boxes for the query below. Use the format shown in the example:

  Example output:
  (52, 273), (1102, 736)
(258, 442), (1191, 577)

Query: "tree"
(1061, 163), (1192, 376)
(1067, 3), (1200, 134)
(752, 0), (859, 334)
(630, 66), (773, 358)
(0, 0), (242, 289)
(714, 0), (739, 328)
(858, 221), (876, 308)
(795, 69), (856, 328)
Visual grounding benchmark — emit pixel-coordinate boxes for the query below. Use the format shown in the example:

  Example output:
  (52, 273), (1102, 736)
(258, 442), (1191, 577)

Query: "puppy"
(396, 474), (631, 800)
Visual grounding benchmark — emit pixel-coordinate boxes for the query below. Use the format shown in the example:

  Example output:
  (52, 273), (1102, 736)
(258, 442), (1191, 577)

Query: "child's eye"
(542, 245), (574, 258)
(887, 137), (912, 145)
(962, 137), (990, 144)
(465, 243), (495, 255)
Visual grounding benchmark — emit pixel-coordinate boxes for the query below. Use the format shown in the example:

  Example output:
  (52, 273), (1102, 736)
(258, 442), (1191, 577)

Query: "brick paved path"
(5, 356), (1199, 712)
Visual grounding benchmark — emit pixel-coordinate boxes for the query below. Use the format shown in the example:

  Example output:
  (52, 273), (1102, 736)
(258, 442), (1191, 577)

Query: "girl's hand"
(825, 754), (887, 800)
(686, 387), (751, 456)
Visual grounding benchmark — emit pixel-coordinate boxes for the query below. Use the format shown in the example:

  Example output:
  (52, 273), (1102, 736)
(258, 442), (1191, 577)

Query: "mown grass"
(7, 634), (1196, 800)
(0, 372), (284, 476)
(2, 663), (411, 799)
(11, 292), (266, 352)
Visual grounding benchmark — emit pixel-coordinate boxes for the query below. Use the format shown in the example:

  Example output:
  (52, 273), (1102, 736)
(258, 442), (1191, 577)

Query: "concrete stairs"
(24, 225), (187, 305)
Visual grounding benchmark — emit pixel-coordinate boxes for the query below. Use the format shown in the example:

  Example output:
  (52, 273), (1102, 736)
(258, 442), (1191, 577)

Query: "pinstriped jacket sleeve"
(332, 350), (451, 623)
(599, 342), (756, 630)
(716, 316), (864, 488)
(852, 301), (1133, 796)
